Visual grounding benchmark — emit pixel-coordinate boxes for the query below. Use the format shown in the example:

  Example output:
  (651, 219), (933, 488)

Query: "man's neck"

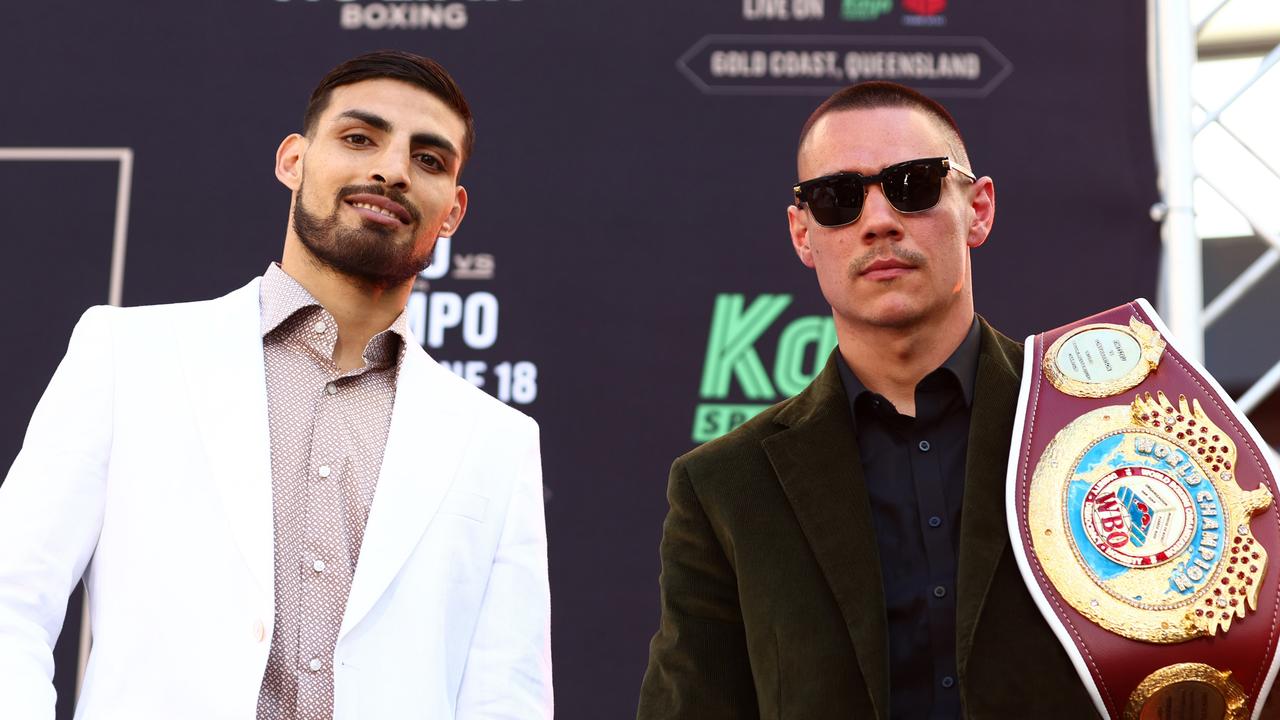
(280, 245), (411, 372)
(836, 306), (975, 417)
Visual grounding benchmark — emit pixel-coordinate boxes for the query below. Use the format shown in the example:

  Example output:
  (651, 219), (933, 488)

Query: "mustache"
(337, 183), (422, 224)
(849, 246), (927, 276)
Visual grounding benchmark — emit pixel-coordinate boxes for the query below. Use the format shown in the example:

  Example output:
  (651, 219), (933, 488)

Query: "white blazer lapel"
(340, 344), (476, 639)
(177, 279), (275, 604)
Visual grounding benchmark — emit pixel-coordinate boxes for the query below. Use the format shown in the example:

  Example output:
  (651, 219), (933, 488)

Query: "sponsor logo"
(272, 0), (527, 32)
(901, 0), (946, 26)
(841, 0), (892, 21)
(902, 0), (944, 13)
(692, 293), (835, 442)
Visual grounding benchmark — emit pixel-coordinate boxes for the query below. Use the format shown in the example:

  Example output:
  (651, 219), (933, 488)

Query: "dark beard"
(292, 181), (432, 289)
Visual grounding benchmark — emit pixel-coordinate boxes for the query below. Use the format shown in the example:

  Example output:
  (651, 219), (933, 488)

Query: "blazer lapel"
(340, 344), (477, 639)
(955, 321), (1023, 677)
(178, 279), (275, 605)
(763, 354), (889, 719)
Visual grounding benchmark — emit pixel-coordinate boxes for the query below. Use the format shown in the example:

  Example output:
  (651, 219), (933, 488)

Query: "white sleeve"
(0, 306), (115, 718)
(455, 416), (553, 719)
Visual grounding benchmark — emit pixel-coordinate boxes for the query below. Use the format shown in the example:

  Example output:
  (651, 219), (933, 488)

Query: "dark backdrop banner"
(0, 1), (1157, 717)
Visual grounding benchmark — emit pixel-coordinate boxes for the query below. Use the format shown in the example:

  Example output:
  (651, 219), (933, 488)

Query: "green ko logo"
(693, 294), (836, 442)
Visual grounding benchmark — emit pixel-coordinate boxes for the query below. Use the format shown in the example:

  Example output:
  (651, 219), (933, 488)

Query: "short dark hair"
(798, 81), (969, 167)
(302, 50), (475, 163)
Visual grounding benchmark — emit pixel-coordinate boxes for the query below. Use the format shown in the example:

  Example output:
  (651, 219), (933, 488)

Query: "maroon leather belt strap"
(1006, 299), (1280, 719)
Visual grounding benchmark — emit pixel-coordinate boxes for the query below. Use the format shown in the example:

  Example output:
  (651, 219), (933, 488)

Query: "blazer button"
(253, 619), (267, 643)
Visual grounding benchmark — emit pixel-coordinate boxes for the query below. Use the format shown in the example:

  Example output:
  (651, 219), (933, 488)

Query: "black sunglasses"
(793, 156), (976, 228)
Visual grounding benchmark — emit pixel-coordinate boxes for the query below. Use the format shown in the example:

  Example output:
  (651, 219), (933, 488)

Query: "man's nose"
(369, 149), (411, 189)
(859, 184), (903, 243)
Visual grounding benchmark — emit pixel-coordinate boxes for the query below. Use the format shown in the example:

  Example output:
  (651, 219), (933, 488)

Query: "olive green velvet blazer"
(637, 319), (1101, 719)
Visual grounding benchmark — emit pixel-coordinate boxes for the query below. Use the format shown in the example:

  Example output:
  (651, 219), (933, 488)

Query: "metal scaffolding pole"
(1153, 0), (1204, 362)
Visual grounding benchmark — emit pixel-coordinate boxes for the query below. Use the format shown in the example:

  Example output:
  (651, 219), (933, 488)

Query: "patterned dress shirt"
(254, 264), (410, 720)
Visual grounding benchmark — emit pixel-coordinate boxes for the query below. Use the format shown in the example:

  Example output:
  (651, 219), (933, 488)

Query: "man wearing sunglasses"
(637, 81), (1098, 718)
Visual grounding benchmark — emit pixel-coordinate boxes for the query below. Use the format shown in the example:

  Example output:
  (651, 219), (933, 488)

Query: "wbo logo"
(1079, 463), (1197, 569)
(692, 293), (835, 442)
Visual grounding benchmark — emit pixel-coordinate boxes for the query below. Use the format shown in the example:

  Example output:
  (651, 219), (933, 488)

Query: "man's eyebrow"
(334, 109), (458, 160)
(409, 132), (458, 160)
(336, 109), (391, 133)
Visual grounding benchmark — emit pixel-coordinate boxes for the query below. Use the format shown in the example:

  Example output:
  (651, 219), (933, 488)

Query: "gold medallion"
(1043, 318), (1166, 398)
(1026, 391), (1273, 643)
(1123, 663), (1247, 720)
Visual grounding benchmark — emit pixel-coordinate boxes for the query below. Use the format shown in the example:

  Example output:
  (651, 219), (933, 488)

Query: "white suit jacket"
(0, 279), (553, 719)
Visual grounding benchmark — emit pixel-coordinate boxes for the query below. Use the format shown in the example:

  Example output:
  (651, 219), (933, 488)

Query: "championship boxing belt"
(1006, 299), (1280, 720)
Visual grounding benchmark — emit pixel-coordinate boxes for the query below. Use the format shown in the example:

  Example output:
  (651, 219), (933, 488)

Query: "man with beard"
(0, 51), (552, 719)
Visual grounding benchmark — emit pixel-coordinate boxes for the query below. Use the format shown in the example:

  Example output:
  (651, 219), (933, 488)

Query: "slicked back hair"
(798, 81), (970, 168)
(302, 50), (474, 164)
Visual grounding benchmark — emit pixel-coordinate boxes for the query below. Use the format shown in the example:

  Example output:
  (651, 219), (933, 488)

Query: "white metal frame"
(1150, 1), (1280, 422)
(0, 148), (133, 307)
(0, 147), (134, 699)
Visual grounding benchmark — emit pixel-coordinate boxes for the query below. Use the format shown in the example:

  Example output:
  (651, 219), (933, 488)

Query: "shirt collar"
(365, 312), (412, 370)
(836, 315), (981, 408)
(260, 263), (318, 338)
(258, 263), (412, 370)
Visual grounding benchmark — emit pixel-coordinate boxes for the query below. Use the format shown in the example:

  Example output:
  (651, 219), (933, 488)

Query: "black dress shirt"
(835, 317), (981, 720)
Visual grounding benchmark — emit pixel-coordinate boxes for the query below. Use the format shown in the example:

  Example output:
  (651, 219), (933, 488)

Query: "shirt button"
(313, 559), (326, 573)
(312, 321), (327, 334)
(318, 465), (331, 478)
(933, 585), (947, 598)
(942, 675), (955, 688)
(928, 516), (942, 528)
(325, 382), (337, 395)
(918, 440), (931, 452)
(253, 619), (266, 643)
(308, 658), (323, 672)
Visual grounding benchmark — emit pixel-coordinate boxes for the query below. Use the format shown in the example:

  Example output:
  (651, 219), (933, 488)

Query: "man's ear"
(438, 185), (469, 237)
(275, 133), (307, 191)
(966, 176), (995, 249)
(788, 204), (816, 268)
